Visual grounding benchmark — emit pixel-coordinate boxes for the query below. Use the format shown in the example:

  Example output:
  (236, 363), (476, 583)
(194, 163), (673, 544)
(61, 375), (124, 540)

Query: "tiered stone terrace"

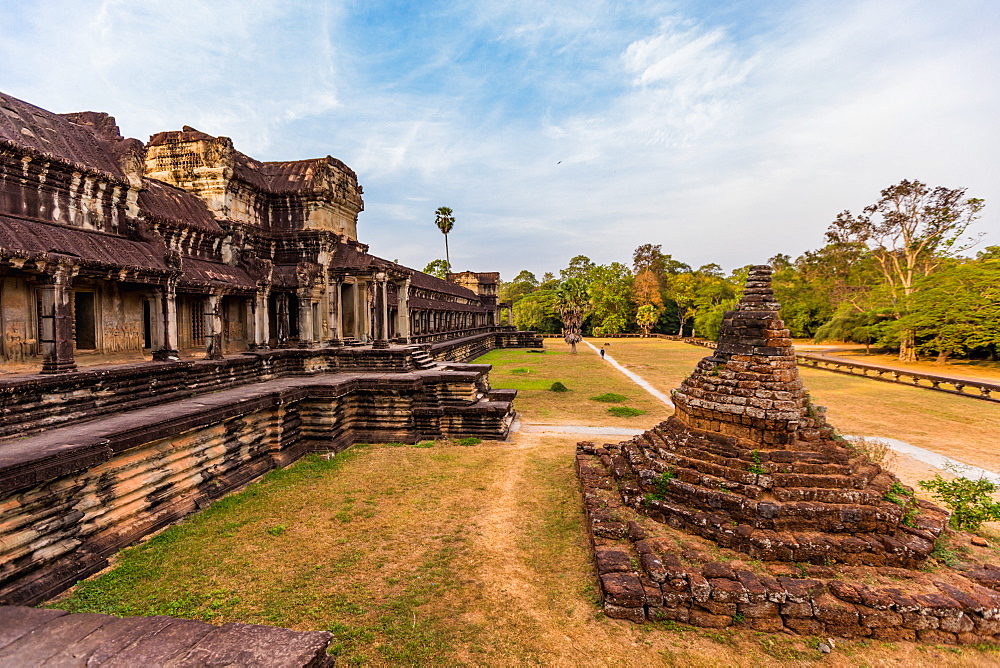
(0, 331), (538, 608)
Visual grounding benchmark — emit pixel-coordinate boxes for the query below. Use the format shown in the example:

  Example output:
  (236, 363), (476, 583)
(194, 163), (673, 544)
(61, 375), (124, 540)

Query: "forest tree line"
(499, 180), (999, 363)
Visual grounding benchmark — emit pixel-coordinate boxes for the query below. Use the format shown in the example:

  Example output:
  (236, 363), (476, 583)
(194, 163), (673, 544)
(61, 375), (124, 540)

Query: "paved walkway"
(582, 340), (674, 408)
(511, 420), (645, 437)
(843, 435), (1000, 485)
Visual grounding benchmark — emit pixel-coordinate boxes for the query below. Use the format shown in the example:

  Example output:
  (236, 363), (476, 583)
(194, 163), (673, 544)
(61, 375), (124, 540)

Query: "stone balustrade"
(686, 339), (1000, 403)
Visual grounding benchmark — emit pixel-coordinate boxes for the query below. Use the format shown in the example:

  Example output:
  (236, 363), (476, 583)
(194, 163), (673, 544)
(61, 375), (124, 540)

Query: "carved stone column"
(148, 289), (165, 352)
(372, 271), (389, 349)
(360, 279), (372, 342)
(205, 293), (224, 360)
(328, 278), (342, 346)
(39, 263), (77, 374)
(153, 279), (180, 361)
(298, 290), (314, 348)
(250, 287), (269, 350)
(396, 277), (411, 344)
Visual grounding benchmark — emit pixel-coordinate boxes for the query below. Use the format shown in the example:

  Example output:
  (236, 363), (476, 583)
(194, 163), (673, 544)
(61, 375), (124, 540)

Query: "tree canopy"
(496, 179), (989, 363)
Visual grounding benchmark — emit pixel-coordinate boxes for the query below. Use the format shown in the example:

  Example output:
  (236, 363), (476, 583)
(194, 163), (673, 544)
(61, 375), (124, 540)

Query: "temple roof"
(0, 213), (170, 274)
(181, 257), (257, 290)
(146, 127), (359, 196)
(138, 179), (223, 234)
(0, 91), (130, 180)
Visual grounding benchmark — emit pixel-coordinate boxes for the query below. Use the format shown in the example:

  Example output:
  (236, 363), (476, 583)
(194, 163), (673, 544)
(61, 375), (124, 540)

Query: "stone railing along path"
(686, 339), (1000, 403)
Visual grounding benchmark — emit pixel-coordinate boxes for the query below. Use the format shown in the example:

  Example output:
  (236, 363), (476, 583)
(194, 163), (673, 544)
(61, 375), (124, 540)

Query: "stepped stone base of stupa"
(576, 440), (1000, 642)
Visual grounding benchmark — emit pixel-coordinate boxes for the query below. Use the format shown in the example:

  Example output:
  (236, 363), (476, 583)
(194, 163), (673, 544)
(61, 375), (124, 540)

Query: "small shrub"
(266, 525), (287, 536)
(919, 474), (1000, 532)
(846, 436), (897, 470)
(929, 536), (966, 567)
(590, 392), (628, 403)
(456, 437), (481, 447)
(647, 469), (677, 501)
(510, 367), (530, 374)
(884, 480), (919, 527)
(883, 480), (911, 506)
(749, 450), (766, 475)
(607, 406), (645, 417)
(414, 441), (435, 448)
(550, 381), (569, 392)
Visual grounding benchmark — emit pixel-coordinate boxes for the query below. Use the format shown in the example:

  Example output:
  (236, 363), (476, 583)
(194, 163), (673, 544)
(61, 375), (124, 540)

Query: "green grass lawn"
(477, 345), (671, 425)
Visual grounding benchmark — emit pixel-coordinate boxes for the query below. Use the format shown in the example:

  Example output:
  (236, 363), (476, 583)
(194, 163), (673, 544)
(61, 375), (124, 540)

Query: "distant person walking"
(599, 347), (606, 359)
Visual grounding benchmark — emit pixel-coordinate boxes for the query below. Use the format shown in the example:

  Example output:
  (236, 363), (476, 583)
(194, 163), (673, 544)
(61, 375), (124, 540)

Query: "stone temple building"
(0, 90), (507, 372)
(0, 90), (539, 608)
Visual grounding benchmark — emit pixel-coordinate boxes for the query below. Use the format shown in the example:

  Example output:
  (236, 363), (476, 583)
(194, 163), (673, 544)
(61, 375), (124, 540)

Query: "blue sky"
(1, 0), (997, 279)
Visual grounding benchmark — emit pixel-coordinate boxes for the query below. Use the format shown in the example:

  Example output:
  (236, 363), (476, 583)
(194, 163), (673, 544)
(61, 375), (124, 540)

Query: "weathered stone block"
(701, 563), (735, 580)
(595, 550), (632, 574)
(603, 603), (646, 623)
(709, 578), (749, 604)
(858, 606), (902, 628)
(688, 573), (711, 604)
(902, 612), (939, 630)
(689, 608), (732, 628)
(601, 573), (645, 608)
(749, 615), (785, 632)
(783, 617), (824, 635)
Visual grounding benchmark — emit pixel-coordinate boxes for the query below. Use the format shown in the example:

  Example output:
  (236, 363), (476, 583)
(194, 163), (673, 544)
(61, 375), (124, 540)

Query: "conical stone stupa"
(612, 265), (947, 568)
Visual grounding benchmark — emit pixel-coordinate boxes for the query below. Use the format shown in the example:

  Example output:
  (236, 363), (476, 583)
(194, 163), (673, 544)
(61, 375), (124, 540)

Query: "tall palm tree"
(434, 206), (455, 271)
(554, 277), (591, 354)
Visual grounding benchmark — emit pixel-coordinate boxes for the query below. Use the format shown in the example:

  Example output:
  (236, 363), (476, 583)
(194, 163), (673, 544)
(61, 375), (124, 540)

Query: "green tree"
(632, 243), (690, 280)
(512, 294), (551, 332)
(434, 206), (455, 271)
(692, 274), (739, 340)
(554, 277), (591, 353)
(814, 304), (884, 353)
(899, 259), (1000, 363)
(422, 259), (449, 279)
(500, 270), (539, 303)
(636, 304), (662, 336)
(559, 255), (596, 282)
(825, 180), (985, 362)
(588, 263), (634, 336)
(666, 273), (700, 336)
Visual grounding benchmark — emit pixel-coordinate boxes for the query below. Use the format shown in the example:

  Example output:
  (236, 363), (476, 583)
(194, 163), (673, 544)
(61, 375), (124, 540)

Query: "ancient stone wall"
(428, 330), (543, 362)
(0, 344), (476, 438)
(0, 358), (515, 606)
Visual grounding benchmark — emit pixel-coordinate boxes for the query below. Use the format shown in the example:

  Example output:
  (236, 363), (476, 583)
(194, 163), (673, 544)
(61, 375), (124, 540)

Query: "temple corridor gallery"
(0, 90), (508, 373)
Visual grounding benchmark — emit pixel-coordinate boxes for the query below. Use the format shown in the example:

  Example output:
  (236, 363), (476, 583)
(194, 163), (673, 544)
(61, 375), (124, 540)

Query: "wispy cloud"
(0, 0), (995, 278)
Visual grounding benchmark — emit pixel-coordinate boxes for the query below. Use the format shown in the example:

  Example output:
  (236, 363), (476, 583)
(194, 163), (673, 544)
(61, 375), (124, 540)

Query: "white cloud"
(0, 0), (996, 279)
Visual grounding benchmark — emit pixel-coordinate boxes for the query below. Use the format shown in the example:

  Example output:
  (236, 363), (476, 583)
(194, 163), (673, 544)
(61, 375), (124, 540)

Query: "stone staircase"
(409, 349), (438, 369)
